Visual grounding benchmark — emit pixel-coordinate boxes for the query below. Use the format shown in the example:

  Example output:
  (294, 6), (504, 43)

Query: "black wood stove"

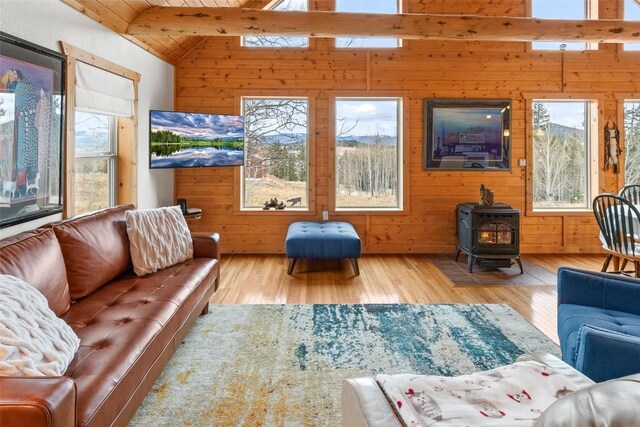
(455, 202), (523, 274)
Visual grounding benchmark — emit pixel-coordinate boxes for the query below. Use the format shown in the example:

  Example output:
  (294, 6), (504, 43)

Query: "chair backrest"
(593, 194), (640, 256)
(619, 184), (640, 205)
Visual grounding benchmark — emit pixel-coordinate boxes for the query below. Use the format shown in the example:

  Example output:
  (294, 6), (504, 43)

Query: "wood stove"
(455, 202), (522, 274)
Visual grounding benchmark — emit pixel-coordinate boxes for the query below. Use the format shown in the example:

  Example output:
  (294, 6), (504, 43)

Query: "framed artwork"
(423, 99), (511, 171)
(0, 32), (65, 228)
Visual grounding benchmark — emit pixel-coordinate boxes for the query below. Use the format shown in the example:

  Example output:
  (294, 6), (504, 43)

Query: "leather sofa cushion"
(558, 303), (640, 365)
(533, 374), (640, 427)
(61, 257), (218, 427)
(0, 228), (71, 316)
(52, 205), (134, 300)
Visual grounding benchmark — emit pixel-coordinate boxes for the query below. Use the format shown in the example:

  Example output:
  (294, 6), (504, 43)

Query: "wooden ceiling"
(62, 0), (272, 64)
(63, 0), (640, 65)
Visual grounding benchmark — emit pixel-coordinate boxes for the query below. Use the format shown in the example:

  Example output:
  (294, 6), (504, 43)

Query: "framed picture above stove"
(423, 99), (511, 171)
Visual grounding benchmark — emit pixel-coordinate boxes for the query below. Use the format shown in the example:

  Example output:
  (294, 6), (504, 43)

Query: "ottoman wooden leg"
(288, 258), (297, 275)
(350, 258), (360, 276)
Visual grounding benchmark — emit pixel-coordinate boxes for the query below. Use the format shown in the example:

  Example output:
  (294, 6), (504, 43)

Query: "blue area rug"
(130, 304), (559, 426)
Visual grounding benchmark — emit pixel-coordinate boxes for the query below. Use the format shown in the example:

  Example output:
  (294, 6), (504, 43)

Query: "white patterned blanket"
(0, 275), (80, 376)
(376, 361), (579, 426)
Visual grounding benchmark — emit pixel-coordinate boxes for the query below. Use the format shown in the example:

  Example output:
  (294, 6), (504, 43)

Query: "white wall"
(0, 0), (174, 238)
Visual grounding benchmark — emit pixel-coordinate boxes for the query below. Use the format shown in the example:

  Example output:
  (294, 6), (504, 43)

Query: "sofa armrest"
(574, 325), (640, 382)
(341, 378), (402, 427)
(191, 232), (220, 260)
(0, 377), (76, 427)
(557, 267), (640, 315)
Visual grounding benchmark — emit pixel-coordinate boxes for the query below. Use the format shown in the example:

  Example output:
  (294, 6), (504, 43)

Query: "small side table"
(183, 209), (202, 221)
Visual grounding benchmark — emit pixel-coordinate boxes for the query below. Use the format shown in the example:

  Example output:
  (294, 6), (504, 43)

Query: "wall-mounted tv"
(149, 110), (244, 168)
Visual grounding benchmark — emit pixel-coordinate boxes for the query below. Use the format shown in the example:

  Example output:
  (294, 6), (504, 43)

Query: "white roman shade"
(75, 61), (134, 117)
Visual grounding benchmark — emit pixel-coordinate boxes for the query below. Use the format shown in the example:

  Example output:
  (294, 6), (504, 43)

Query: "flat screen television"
(149, 110), (244, 168)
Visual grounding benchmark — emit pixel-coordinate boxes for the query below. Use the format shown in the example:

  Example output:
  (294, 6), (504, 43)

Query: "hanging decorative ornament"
(604, 117), (621, 174)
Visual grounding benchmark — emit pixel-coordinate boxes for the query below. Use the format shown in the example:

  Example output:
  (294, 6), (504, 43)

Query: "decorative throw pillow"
(0, 275), (80, 376)
(125, 206), (194, 276)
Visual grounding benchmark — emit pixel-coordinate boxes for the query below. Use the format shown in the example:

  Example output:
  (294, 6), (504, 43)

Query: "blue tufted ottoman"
(285, 221), (361, 275)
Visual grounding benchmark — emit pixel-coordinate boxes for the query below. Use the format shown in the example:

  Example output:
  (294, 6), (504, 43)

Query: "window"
(74, 112), (117, 215)
(241, 97), (309, 209)
(335, 0), (400, 48)
(62, 43), (139, 218)
(242, 0), (308, 47)
(335, 98), (402, 209)
(625, 0), (640, 51)
(625, 100), (640, 185)
(532, 101), (598, 210)
(532, 0), (596, 50)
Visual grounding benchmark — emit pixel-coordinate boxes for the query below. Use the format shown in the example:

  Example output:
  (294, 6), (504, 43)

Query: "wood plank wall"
(175, 0), (640, 254)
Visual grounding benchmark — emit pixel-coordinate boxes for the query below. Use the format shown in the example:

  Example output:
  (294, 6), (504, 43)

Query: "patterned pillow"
(0, 275), (80, 376)
(125, 206), (194, 276)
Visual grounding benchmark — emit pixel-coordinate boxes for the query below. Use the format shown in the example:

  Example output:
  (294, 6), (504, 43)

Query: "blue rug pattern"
(130, 304), (559, 426)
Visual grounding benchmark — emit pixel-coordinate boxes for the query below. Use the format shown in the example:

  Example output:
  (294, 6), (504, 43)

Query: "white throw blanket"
(0, 275), (80, 376)
(376, 361), (579, 426)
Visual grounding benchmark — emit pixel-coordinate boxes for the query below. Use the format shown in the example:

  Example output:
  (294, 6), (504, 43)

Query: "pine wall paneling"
(174, 0), (639, 254)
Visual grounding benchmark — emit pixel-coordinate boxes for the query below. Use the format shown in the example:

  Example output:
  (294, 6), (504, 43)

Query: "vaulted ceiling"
(63, 0), (640, 65)
(62, 0), (273, 63)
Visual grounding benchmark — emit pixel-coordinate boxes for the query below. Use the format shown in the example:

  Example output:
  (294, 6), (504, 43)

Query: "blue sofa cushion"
(285, 221), (361, 260)
(558, 303), (640, 365)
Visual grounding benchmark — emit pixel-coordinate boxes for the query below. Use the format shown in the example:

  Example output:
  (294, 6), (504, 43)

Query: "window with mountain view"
(241, 97), (308, 210)
(74, 111), (117, 215)
(625, 0), (640, 51)
(242, 0), (308, 48)
(625, 100), (640, 185)
(532, 0), (596, 50)
(335, 0), (400, 48)
(335, 98), (402, 209)
(532, 101), (597, 210)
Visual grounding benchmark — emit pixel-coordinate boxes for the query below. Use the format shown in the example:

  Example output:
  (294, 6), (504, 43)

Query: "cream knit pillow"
(125, 206), (194, 276)
(0, 275), (80, 376)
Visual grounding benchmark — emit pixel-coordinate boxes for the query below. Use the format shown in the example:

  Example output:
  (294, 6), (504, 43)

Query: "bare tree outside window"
(335, 98), (401, 209)
(243, 0), (308, 48)
(625, 101), (640, 185)
(74, 111), (117, 214)
(242, 98), (308, 209)
(532, 101), (590, 209)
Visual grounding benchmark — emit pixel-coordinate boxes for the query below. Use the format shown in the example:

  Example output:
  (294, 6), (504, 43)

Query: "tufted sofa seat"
(0, 205), (220, 427)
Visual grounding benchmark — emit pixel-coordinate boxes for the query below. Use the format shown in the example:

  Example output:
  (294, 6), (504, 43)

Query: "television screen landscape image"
(149, 110), (244, 168)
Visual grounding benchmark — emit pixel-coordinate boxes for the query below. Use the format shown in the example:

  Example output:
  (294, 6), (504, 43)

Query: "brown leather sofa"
(0, 205), (220, 427)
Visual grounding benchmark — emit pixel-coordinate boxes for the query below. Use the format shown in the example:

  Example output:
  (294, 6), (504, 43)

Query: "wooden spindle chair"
(592, 194), (640, 278)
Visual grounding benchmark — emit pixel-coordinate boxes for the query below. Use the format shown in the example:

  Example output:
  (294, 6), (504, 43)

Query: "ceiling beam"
(127, 7), (640, 43)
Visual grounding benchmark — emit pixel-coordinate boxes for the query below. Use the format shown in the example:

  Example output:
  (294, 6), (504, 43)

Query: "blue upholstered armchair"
(557, 267), (640, 382)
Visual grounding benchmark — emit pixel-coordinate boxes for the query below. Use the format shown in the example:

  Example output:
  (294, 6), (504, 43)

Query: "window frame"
(623, 0), (640, 52)
(529, 0), (598, 51)
(334, 0), (402, 49)
(524, 94), (601, 215)
(238, 95), (312, 212)
(74, 112), (118, 213)
(61, 42), (139, 218)
(331, 95), (406, 213)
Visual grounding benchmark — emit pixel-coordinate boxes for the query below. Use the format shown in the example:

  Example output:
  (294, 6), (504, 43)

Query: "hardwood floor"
(211, 253), (605, 344)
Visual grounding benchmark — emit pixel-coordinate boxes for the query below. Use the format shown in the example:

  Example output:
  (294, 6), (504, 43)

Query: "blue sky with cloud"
(151, 111), (244, 139)
(336, 99), (399, 137)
